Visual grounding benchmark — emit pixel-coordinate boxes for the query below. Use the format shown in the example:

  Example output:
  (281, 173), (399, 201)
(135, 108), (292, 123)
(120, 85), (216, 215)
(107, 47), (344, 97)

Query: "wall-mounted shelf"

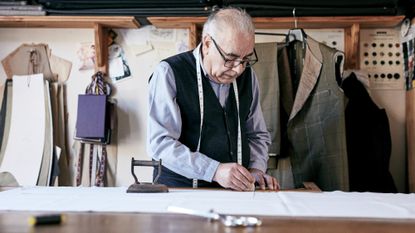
(0, 16), (139, 28)
(148, 15), (404, 69)
(0, 16), (140, 73)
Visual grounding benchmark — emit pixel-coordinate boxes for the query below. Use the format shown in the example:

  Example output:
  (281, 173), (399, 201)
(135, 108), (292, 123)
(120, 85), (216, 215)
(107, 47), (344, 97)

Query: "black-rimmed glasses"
(210, 36), (258, 68)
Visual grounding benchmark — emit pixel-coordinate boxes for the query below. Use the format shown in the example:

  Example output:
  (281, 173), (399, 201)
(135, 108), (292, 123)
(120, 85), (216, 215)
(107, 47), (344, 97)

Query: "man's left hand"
(250, 168), (280, 191)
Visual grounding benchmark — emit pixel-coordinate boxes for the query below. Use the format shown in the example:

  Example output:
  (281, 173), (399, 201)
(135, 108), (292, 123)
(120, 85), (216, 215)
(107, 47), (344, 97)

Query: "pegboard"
(360, 29), (404, 90)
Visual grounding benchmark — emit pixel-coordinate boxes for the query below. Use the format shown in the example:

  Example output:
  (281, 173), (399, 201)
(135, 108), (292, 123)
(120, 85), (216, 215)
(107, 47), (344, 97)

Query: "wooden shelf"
(0, 16), (140, 73)
(0, 16), (139, 28)
(149, 15), (405, 69)
(149, 15), (404, 29)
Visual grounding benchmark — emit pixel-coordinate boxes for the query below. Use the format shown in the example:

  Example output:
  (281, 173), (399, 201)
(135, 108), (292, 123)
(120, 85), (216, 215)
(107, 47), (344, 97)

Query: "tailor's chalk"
(28, 214), (65, 226)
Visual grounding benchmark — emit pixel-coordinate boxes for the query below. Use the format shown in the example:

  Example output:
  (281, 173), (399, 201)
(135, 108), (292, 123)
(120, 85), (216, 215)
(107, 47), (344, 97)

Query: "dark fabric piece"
(153, 162), (221, 188)
(37, 0), (218, 9)
(224, 0), (401, 16)
(236, 5), (398, 17)
(0, 80), (11, 154)
(38, 0), (406, 16)
(38, 0), (216, 16)
(44, 8), (213, 17)
(152, 51), (253, 187)
(276, 46), (292, 160)
(342, 73), (397, 193)
(224, 0), (399, 7)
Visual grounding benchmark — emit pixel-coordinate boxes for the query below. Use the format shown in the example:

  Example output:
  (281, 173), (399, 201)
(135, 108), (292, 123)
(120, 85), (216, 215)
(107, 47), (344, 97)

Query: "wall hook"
(292, 8), (298, 28)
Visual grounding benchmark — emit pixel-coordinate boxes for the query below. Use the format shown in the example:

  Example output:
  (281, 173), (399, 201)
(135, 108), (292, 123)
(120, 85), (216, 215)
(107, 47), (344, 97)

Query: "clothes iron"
(126, 157), (168, 193)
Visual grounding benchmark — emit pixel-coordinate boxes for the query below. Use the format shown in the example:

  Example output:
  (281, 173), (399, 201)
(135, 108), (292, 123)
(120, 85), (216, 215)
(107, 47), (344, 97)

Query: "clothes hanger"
(255, 32), (287, 36)
(287, 8), (307, 43)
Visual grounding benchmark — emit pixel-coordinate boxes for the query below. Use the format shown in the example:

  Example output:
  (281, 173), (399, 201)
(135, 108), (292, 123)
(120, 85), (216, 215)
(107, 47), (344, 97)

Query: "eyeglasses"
(210, 36), (258, 68)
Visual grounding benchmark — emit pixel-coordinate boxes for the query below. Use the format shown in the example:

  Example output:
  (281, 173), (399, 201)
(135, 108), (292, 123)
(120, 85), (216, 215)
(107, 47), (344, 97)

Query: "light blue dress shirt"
(147, 44), (271, 182)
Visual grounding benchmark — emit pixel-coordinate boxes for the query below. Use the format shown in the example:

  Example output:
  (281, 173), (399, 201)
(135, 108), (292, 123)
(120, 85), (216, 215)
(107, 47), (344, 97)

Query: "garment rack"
(255, 32), (287, 36)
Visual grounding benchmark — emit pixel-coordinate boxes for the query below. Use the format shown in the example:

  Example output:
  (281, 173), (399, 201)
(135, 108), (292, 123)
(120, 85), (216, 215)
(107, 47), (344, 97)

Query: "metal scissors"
(167, 206), (262, 227)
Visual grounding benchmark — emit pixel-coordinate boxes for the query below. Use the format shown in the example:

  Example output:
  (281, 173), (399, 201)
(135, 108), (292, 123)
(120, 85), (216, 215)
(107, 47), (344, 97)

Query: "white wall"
(0, 27), (189, 186)
(0, 27), (407, 191)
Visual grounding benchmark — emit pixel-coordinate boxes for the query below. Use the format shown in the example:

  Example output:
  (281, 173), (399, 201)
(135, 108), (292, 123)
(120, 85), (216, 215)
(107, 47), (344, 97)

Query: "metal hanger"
(255, 32), (287, 36)
(287, 8), (307, 43)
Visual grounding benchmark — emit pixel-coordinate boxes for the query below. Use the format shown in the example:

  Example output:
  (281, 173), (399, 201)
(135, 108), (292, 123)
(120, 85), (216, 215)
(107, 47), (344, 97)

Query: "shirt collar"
(193, 43), (209, 78)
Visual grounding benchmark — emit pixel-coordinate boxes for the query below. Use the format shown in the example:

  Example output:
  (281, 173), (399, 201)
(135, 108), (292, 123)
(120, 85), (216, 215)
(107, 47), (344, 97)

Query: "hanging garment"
(49, 54), (72, 83)
(342, 72), (397, 193)
(49, 82), (71, 186)
(37, 79), (54, 186)
(1, 44), (55, 81)
(253, 42), (295, 189)
(278, 36), (349, 191)
(253, 42), (280, 156)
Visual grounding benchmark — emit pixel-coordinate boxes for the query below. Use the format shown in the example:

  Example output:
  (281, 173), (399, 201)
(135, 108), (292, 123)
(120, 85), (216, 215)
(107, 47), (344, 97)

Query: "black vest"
(154, 51), (253, 187)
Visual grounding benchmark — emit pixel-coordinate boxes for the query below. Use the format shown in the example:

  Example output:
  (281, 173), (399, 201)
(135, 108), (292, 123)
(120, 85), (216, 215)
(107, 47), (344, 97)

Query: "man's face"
(202, 31), (255, 84)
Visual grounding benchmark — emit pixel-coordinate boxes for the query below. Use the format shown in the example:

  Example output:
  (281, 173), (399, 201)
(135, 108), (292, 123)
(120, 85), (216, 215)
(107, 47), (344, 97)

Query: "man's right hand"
(213, 163), (255, 191)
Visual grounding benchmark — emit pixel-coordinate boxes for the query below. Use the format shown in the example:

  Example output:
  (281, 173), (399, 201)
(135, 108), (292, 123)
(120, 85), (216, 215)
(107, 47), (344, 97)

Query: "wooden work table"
(1, 186), (415, 233)
(1, 211), (415, 233)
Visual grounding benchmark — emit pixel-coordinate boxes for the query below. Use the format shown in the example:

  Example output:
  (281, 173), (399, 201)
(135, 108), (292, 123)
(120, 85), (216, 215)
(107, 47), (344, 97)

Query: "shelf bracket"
(344, 23), (360, 70)
(94, 23), (108, 74)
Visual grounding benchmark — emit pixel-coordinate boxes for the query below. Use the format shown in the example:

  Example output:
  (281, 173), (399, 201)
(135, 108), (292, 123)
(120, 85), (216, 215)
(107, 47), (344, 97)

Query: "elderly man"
(147, 7), (278, 191)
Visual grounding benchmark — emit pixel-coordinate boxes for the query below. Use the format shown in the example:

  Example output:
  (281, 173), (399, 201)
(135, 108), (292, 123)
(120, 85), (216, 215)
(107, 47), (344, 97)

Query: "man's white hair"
(202, 7), (255, 40)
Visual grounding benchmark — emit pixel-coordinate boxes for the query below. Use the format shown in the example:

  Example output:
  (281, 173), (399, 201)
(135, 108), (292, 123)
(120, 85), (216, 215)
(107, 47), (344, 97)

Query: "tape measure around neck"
(194, 48), (242, 188)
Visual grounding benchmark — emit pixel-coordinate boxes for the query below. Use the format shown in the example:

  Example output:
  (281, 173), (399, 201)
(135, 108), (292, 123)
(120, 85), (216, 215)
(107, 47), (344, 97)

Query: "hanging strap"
(85, 71), (112, 95)
(76, 72), (111, 187)
(194, 47), (204, 189)
(75, 143), (85, 186)
(193, 46), (242, 188)
(232, 80), (242, 166)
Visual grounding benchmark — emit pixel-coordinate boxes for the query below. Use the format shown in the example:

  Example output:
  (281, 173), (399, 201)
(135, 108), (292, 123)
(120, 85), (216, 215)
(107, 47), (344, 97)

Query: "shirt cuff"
(249, 160), (267, 173)
(201, 159), (220, 182)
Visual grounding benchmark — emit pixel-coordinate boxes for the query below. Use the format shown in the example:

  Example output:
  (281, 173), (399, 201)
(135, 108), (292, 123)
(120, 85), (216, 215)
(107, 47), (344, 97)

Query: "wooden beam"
(189, 23), (198, 50)
(94, 23), (108, 74)
(149, 16), (206, 28)
(344, 23), (360, 70)
(149, 16), (404, 29)
(0, 16), (140, 28)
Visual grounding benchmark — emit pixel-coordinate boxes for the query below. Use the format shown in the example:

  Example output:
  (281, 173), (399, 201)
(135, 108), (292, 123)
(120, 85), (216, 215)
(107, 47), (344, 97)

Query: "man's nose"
(231, 63), (245, 74)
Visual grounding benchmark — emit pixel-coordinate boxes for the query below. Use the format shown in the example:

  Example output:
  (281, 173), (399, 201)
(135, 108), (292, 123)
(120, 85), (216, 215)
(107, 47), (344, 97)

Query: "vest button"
(227, 130), (230, 135)
(230, 152), (234, 155)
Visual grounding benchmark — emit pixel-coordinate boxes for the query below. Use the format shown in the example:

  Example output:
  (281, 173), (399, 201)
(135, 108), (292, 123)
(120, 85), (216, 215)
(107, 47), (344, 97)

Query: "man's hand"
(213, 163), (255, 191)
(250, 168), (280, 191)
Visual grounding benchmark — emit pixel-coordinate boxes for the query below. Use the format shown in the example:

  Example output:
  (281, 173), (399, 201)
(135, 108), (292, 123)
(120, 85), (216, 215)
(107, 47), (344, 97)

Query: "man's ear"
(202, 35), (211, 55)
